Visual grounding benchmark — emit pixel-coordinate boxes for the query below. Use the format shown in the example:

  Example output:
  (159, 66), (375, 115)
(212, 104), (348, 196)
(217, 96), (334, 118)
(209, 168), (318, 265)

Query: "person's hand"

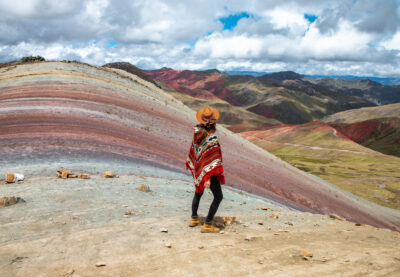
(204, 178), (211, 189)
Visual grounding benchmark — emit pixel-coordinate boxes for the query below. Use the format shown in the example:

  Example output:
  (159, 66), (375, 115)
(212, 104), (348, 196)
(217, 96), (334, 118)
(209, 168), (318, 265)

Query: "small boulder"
(79, 173), (90, 179)
(5, 173), (15, 183)
(165, 242), (172, 248)
(57, 169), (71, 178)
(160, 228), (168, 233)
(245, 236), (255, 241)
(137, 184), (150, 192)
(104, 171), (116, 178)
(261, 205), (268, 210)
(258, 220), (264, 225)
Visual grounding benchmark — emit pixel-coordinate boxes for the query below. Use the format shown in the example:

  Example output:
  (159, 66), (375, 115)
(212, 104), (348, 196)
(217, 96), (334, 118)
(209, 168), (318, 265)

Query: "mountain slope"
(240, 121), (400, 210)
(103, 62), (159, 87)
(323, 103), (400, 157)
(0, 61), (399, 231)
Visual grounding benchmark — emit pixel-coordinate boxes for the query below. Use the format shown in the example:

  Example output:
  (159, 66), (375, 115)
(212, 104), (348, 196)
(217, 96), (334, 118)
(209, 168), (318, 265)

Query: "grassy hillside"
(324, 103), (400, 156)
(240, 121), (400, 210)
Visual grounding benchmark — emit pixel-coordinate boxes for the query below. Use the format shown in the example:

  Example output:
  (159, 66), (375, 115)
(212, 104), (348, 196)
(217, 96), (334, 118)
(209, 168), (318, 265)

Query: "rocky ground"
(1, 169), (399, 277)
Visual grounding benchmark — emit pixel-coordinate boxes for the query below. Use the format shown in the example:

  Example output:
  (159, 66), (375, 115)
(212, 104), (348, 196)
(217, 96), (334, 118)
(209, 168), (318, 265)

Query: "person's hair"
(196, 122), (216, 133)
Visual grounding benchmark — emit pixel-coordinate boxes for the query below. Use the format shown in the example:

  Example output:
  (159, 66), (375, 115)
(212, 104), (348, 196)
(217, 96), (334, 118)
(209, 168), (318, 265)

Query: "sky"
(1, 0), (400, 76)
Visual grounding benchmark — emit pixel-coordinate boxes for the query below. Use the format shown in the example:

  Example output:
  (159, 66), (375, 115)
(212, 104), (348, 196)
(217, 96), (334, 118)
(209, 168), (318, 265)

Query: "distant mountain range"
(225, 71), (400, 85)
(142, 68), (400, 129)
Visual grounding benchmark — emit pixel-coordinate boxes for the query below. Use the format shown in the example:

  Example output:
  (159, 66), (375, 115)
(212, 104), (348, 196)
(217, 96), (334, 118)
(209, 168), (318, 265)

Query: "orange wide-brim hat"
(196, 106), (220, 124)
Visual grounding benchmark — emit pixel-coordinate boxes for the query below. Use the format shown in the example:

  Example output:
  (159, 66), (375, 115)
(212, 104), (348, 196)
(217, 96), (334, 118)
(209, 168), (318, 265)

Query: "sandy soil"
(1, 171), (399, 277)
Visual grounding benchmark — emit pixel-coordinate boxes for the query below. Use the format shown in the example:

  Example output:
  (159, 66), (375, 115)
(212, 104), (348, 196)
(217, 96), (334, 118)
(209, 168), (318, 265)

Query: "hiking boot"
(201, 223), (220, 233)
(189, 217), (202, 227)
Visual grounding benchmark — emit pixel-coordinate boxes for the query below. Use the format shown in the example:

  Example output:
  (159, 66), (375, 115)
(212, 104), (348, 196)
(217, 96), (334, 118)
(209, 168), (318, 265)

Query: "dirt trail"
(1, 174), (399, 277)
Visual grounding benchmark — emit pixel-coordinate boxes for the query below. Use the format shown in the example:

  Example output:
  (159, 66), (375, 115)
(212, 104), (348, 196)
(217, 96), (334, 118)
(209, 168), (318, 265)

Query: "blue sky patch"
(219, 12), (250, 30)
(304, 14), (318, 23)
(106, 39), (119, 48)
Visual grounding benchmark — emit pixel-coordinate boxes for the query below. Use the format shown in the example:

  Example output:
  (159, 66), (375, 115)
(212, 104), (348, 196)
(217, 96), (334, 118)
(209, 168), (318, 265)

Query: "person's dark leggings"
(191, 175), (223, 224)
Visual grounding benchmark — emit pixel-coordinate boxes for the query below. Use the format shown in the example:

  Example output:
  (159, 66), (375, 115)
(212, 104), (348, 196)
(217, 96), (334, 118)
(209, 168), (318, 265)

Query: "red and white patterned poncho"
(185, 127), (225, 193)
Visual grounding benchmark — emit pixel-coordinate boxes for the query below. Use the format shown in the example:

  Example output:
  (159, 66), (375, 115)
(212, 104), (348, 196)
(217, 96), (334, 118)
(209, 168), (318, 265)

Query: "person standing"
(185, 106), (225, 233)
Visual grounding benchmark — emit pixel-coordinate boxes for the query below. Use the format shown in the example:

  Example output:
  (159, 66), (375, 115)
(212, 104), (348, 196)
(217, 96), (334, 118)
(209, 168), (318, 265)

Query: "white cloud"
(0, 0), (399, 76)
(194, 33), (263, 58)
(265, 8), (309, 36)
(380, 31), (400, 51)
(300, 20), (373, 60)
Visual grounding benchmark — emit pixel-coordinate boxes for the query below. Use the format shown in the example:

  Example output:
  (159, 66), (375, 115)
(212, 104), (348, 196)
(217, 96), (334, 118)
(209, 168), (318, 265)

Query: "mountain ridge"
(144, 67), (379, 127)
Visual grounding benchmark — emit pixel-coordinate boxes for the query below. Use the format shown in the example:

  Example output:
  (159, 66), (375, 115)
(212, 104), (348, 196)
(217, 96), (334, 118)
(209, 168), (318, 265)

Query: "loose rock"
(95, 262), (106, 267)
(261, 205), (268, 210)
(79, 173), (90, 179)
(258, 220), (264, 225)
(104, 171), (116, 178)
(0, 197), (25, 207)
(57, 169), (73, 179)
(270, 213), (279, 219)
(124, 210), (133, 215)
(301, 250), (313, 260)
(245, 236), (255, 241)
(5, 173), (15, 183)
(160, 228), (168, 233)
(137, 184), (151, 192)
(165, 243), (172, 248)
(329, 214), (345, 221)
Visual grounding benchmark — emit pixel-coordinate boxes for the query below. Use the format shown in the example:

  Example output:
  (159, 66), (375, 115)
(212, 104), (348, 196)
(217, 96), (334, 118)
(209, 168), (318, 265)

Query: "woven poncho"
(186, 128), (225, 193)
